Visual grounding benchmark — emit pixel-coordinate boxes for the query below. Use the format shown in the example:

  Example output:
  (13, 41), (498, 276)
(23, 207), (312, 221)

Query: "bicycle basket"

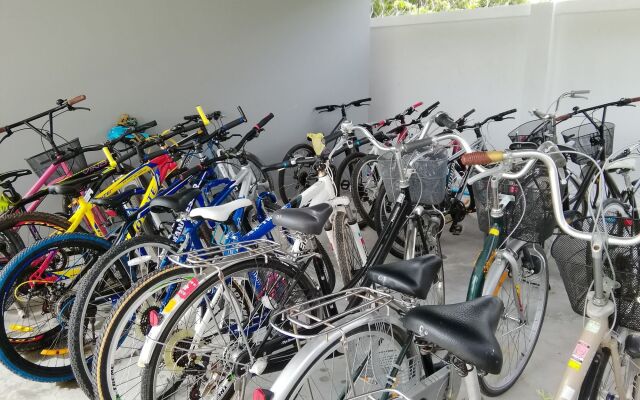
(561, 122), (614, 165)
(472, 162), (555, 243)
(377, 145), (448, 205)
(507, 119), (550, 144)
(551, 217), (640, 330)
(25, 138), (87, 180)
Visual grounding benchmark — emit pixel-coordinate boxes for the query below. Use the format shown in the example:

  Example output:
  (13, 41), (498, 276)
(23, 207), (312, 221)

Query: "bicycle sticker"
(568, 340), (590, 370)
(177, 277), (200, 299)
(585, 319), (601, 333)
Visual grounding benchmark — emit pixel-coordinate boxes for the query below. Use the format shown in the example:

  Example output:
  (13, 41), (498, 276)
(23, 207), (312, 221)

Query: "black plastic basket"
(561, 122), (614, 165)
(551, 217), (640, 331)
(473, 163), (555, 243)
(507, 120), (551, 144)
(25, 138), (87, 180)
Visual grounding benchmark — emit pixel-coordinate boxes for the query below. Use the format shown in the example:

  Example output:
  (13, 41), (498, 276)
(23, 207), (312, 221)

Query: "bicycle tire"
(350, 153), (381, 229)
(277, 143), (315, 204)
(478, 243), (549, 395)
(333, 210), (365, 286)
(404, 216), (444, 306)
(139, 257), (320, 400)
(280, 321), (425, 400)
(68, 235), (178, 399)
(0, 233), (110, 382)
(94, 266), (195, 400)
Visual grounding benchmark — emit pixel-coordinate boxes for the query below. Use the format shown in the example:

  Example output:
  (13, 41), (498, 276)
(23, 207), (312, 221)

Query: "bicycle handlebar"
(0, 95), (88, 134)
(460, 149), (640, 246)
(314, 97), (372, 112)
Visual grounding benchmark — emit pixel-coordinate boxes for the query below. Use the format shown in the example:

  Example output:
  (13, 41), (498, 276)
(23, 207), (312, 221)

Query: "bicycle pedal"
(449, 224), (463, 235)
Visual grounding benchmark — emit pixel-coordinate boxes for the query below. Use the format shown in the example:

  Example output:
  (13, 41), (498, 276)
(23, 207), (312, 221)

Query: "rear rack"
(270, 287), (395, 339)
(167, 239), (283, 270)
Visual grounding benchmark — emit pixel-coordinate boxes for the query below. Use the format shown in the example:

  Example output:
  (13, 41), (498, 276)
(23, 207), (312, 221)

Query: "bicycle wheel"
(375, 185), (443, 260)
(0, 233), (110, 382)
(277, 143), (315, 204)
(580, 346), (640, 399)
(333, 210), (365, 285)
(94, 266), (195, 400)
(479, 243), (549, 395)
(335, 152), (367, 227)
(350, 154), (381, 229)
(246, 152), (275, 192)
(281, 321), (427, 400)
(0, 212), (72, 267)
(139, 257), (320, 400)
(68, 235), (178, 398)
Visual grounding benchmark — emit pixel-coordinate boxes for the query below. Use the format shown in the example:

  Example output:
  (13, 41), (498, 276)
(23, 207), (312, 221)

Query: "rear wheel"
(277, 144), (315, 204)
(282, 322), (438, 400)
(350, 154), (381, 229)
(479, 243), (549, 395)
(68, 235), (178, 398)
(139, 258), (320, 400)
(333, 211), (365, 286)
(0, 233), (109, 382)
(0, 212), (72, 268)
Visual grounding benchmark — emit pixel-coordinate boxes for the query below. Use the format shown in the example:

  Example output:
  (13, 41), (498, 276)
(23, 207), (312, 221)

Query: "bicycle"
(277, 97), (371, 205)
(462, 146), (640, 399)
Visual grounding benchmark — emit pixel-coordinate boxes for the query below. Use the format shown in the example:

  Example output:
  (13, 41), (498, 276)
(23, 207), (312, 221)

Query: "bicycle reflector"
(253, 388), (273, 400)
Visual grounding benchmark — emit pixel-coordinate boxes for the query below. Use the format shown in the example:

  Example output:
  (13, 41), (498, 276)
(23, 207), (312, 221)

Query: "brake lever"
(69, 106), (91, 112)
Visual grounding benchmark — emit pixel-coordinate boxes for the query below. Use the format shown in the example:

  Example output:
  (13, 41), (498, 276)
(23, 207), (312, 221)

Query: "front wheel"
(333, 210), (366, 285)
(479, 243), (549, 395)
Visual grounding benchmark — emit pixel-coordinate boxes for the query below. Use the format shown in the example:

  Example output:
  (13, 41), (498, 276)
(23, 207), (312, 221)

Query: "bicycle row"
(0, 92), (639, 400)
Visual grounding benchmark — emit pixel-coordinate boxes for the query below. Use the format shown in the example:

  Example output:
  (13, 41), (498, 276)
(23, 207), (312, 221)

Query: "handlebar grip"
(556, 113), (572, 122)
(221, 116), (246, 132)
(412, 101), (423, 109)
(461, 151), (504, 166)
(351, 97), (372, 106)
(256, 113), (274, 130)
(462, 108), (476, 119)
(130, 120), (157, 134)
(0, 127), (5, 134)
(67, 95), (86, 106)
(402, 138), (433, 153)
(630, 96), (640, 103)
(496, 108), (517, 118)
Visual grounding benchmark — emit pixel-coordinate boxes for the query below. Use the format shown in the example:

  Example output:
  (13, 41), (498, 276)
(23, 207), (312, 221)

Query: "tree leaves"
(371, 0), (529, 18)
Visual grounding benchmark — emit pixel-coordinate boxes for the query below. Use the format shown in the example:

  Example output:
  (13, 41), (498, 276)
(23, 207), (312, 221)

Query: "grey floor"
(0, 216), (583, 399)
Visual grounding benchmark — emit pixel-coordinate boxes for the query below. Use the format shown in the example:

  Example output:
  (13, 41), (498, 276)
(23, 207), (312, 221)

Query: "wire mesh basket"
(561, 122), (614, 165)
(507, 120), (551, 144)
(25, 138), (87, 180)
(377, 146), (448, 205)
(551, 217), (640, 330)
(472, 163), (555, 243)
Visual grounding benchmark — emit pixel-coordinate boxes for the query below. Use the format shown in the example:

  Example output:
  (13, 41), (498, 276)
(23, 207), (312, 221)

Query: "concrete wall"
(370, 0), (640, 151)
(0, 0), (370, 195)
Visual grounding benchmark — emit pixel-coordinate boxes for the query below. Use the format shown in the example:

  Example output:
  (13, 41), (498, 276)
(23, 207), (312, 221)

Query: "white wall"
(0, 0), (370, 194)
(370, 0), (640, 152)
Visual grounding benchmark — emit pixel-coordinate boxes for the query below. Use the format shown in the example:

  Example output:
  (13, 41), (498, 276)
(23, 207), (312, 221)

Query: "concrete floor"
(0, 216), (583, 399)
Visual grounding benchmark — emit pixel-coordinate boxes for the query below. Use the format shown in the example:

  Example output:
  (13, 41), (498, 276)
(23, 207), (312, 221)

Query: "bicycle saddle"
(367, 255), (442, 300)
(0, 169), (31, 185)
(91, 187), (144, 209)
(189, 198), (253, 222)
(149, 188), (201, 213)
(402, 296), (504, 374)
(48, 173), (107, 197)
(272, 203), (332, 235)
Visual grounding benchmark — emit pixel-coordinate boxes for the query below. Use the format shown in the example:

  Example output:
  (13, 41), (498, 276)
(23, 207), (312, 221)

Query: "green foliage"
(371, 0), (529, 17)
